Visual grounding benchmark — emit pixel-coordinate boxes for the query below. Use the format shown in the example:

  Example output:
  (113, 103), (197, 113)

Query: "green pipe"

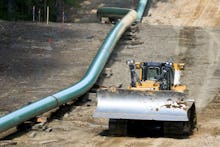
(136, 0), (149, 22)
(0, 0), (149, 134)
(97, 7), (130, 19)
(0, 10), (138, 133)
(97, 0), (149, 22)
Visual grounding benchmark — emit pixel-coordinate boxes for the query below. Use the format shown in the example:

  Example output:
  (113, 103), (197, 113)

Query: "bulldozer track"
(164, 103), (197, 137)
(0, 0), (220, 145)
(108, 104), (197, 137)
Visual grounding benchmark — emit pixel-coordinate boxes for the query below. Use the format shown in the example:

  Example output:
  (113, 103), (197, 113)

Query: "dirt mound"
(144, 0), (220, 27)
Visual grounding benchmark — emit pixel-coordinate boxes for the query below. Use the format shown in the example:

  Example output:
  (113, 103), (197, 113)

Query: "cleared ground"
(145, 0), (220, 27)
(0, 0), (220, 146)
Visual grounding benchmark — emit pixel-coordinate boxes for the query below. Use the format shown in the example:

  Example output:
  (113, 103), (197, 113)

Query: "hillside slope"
(144, 0), (220, 26)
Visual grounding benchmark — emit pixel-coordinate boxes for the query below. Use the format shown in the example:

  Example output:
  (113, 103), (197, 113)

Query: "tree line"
(0, 0), (78, 21)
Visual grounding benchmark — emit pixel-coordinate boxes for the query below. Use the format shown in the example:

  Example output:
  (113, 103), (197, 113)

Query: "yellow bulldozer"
(94, 60), (197, 136)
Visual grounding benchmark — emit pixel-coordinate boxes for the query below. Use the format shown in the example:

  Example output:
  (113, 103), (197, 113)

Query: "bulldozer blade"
(94, 89), (195, 121)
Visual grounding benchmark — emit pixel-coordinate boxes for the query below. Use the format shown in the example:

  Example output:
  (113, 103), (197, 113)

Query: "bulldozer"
(94, 60), (197, 136)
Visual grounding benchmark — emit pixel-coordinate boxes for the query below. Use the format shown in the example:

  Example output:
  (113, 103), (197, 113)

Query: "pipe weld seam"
(51, 95), (60, 107)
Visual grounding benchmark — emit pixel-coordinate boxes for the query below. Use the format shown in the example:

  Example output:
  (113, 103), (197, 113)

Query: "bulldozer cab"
(145, 66), (160, 80)
(142, 62), (165, 80)
(128, 60), (175, 90)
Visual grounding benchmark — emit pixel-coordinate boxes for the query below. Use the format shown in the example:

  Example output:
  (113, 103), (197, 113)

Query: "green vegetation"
(64, 0), (80, 7)
(0, 0), (79, 21)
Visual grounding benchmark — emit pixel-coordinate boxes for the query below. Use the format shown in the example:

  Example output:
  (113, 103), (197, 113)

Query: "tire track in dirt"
(177, 27), (220, 110)
(196, 30), (220, 109)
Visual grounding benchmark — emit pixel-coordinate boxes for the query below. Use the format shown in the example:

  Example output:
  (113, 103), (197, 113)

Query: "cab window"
(147, 67), (160, 80)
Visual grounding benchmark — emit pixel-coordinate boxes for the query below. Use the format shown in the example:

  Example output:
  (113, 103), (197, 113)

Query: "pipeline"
(0, 0), (149, 133)
(97, 7), (130, 20)
(97, 0), (149, 22)
(137, 0), (149, 22)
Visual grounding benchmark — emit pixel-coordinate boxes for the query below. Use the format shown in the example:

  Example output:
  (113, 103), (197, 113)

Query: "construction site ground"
(0, 0), (220, 146)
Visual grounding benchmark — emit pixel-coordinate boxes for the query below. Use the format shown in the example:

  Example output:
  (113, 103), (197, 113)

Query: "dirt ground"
(0, 0), (220, 146)
(145, 0), (220, 27)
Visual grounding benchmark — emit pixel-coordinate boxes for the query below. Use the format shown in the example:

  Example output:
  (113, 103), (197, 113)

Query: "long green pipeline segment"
(0, 0), (148, 133)
(0, 10), (137, 133)
(97, 0), (149, 22)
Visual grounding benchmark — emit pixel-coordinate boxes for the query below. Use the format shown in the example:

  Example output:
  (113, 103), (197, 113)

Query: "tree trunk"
(55, 0), (64, 22)
(44, 0), (47, 21)
(8, 0), (15, 20)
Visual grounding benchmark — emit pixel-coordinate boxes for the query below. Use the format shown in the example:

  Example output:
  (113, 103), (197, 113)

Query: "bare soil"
(145, 0), (220, 27)
(0, 0), (220, 146)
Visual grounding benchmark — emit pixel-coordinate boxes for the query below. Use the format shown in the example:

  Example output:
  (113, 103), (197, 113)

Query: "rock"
(37, 116), (48, 124)
(42, 125), (47, 131)
(103, 68), (113, 78)
(64, 113), (69, 118)
(32, 122), (46, 130)
(29, 131), (37, 138)
(45, 128), (53, 132)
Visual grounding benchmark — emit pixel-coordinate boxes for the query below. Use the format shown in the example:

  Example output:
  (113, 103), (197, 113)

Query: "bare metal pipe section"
(0, 10), (138, 133)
